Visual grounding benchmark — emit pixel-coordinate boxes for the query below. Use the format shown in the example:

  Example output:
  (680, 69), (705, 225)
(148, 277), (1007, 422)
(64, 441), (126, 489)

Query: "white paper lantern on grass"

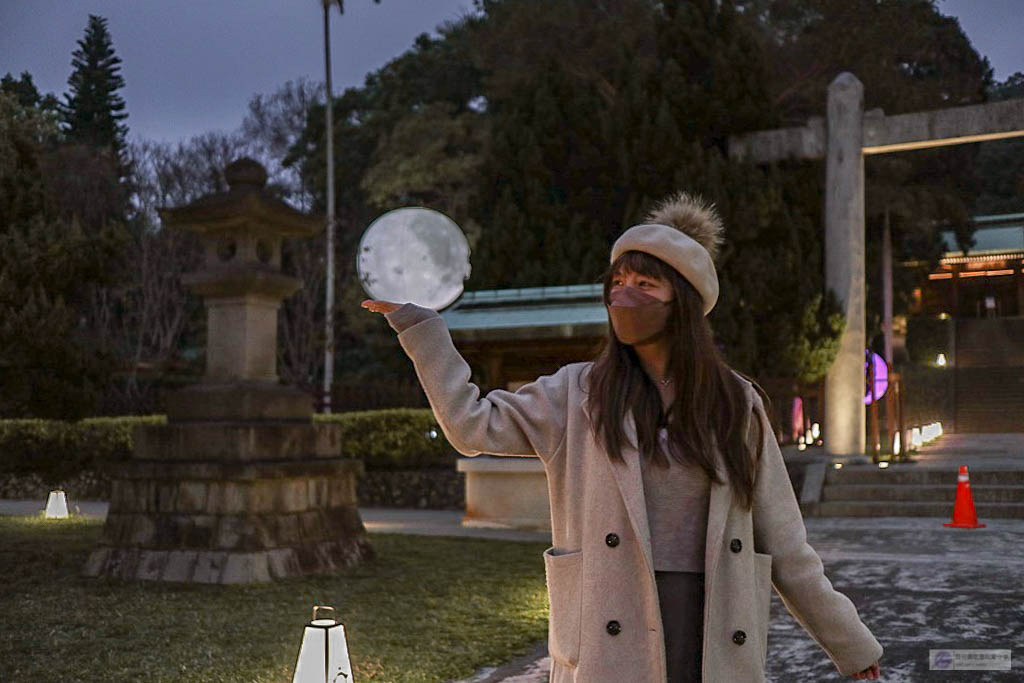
(44, 490), (69, 519)
(292, 605), (354, 683)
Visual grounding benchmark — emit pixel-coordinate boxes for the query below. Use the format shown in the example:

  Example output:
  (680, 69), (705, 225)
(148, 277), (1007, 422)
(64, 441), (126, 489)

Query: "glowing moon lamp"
(292, 605), (354, 683)
(864, 350), (889, 405)
(356, 207), (471, 311)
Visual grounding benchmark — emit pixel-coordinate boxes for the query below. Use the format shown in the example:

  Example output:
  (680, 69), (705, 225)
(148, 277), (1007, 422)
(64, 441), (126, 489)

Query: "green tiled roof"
(941, 224), (1024, 255)
(439, 283), (609, 338)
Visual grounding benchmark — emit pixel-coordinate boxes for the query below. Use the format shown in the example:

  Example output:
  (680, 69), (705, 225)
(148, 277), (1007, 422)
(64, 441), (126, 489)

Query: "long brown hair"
(585, 249), (771, 510)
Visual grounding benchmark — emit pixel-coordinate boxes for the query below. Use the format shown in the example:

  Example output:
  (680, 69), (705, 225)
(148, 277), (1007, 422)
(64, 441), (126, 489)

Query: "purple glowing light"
(864, 350), (889, 405)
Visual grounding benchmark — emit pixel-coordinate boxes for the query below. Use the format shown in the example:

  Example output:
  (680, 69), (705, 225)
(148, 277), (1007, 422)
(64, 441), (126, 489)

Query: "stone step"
(814, 500), (1024, 518)
(954, 390), (1024, 400)
(952, 417), (1024, 433)
(821, 484), (1024, 503)
(954, 382), (1024, 392)
(953, 391), (1024, 401)
(954, 415), (1024, 424)
(950, 419), (1024, 430)
(825, 468), (1024, 485)
(955, 424), (1024, 434)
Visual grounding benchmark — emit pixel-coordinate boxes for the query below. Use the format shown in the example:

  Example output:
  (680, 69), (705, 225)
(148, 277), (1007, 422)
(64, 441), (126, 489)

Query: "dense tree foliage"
(974, 73), (1024, 215)
(0, 15), (134, 417)
(0, 92), (126, 418)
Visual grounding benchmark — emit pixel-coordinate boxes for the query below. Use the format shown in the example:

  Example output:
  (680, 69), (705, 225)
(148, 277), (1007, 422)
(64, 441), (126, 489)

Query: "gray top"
(641, 427), (710, 573)
(386, 303), (710, 571)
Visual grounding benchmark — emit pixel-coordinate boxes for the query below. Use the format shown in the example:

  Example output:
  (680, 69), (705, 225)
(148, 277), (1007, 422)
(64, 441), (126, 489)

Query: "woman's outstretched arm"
(748, 390), (883, 678)
(363, 300), (571, 463)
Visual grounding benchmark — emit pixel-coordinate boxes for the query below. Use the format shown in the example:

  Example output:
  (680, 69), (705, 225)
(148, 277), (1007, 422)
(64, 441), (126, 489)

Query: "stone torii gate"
(729, 72), (1024, 462)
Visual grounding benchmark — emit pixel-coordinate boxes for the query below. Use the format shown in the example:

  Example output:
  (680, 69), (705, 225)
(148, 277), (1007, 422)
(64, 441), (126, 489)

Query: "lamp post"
(321, 0), (338, 414)
(319, 0), (381, 413)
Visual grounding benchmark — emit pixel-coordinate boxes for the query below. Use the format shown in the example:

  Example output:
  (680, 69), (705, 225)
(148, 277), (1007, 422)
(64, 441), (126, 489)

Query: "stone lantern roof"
(157, 157), (321, 238)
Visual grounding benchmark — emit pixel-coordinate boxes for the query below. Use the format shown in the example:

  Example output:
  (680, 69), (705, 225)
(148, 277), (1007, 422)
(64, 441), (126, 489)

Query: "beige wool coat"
(390, 312), (883, 682)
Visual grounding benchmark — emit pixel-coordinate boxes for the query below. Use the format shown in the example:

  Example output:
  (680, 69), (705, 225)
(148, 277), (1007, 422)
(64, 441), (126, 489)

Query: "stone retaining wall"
(358, 470), (464, 509)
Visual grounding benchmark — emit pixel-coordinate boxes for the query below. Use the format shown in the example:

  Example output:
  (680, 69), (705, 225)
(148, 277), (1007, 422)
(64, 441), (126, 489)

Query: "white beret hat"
(610, 191), (724, 316)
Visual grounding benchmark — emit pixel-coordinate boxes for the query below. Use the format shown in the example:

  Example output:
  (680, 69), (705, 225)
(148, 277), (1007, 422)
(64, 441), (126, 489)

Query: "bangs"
(610, 250), (672, 282)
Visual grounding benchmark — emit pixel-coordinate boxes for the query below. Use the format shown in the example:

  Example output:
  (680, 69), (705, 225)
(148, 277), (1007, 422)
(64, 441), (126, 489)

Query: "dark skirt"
(655, 570), (705, 683)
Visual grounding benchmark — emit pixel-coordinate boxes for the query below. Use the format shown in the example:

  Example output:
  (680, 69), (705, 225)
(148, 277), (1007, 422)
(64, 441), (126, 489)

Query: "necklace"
(658, 376), (673, 386)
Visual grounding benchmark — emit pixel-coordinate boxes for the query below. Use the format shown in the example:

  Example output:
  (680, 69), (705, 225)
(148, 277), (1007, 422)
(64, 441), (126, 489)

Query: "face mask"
(606, 285), (672, 346)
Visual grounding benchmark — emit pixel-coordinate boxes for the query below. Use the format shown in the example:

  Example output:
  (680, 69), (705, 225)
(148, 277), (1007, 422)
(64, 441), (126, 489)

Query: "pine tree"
(62, 14), (129, 157)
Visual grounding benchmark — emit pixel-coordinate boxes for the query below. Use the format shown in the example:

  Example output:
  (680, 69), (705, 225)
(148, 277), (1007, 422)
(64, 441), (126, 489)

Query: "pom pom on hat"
(644, 191), (725, 262)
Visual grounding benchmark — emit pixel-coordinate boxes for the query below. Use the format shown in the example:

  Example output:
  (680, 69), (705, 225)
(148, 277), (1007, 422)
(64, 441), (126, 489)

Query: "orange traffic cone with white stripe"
(943, 465), (986, 529)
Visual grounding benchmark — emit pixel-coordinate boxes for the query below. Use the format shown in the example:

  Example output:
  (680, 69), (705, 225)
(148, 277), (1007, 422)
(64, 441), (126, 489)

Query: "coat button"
(606, 620), (621, 636)
(605, 533), (620, 547)
(732, 630), (746, 645)
(730, 538), (742, 553)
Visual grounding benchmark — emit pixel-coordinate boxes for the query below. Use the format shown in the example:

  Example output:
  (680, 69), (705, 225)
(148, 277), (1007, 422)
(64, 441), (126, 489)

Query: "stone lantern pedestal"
(84, 159), (374, 583)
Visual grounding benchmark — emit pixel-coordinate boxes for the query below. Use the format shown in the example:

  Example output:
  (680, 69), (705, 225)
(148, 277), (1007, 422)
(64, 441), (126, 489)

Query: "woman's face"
(611, 268), (674, 303)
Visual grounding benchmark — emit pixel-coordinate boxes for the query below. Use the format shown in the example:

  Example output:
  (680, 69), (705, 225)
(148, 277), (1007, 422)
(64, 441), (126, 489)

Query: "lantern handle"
(312, 605), (336, 622)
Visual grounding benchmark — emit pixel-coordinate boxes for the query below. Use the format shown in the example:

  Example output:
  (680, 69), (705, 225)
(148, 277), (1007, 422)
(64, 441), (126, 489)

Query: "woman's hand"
(360, 299), (403, 314)
(851, 661), (880, 679)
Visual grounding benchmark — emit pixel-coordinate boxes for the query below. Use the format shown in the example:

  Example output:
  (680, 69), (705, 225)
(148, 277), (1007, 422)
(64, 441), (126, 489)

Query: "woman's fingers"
(360, 299), (402, 314)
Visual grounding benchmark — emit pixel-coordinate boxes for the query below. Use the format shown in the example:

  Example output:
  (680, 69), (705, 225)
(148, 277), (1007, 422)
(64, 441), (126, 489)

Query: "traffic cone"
(943, 465), (986, 529)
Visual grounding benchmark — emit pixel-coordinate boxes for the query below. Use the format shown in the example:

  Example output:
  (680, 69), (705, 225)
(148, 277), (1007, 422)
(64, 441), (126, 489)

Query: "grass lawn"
(0, 515), (550, 682)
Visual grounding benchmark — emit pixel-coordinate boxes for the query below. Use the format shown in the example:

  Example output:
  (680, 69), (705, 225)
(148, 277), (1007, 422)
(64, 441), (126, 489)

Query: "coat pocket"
(753, 551), (773, 666)
(542, 546), (583, 668)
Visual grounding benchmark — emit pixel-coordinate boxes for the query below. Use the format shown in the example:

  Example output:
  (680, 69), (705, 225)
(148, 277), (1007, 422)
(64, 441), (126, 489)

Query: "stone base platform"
(165, 381), (314, 421)
(84, 527), (371, 584)
(83, 431), (375, 583)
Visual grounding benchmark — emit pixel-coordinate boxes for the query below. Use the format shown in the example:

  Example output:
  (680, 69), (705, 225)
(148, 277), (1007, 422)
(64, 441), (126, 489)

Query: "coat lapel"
(581, 389), (733, 581)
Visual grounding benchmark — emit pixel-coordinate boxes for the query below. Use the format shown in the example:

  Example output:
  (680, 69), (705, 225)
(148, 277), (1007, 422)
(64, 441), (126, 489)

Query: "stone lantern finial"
(225, 157), (268, 190)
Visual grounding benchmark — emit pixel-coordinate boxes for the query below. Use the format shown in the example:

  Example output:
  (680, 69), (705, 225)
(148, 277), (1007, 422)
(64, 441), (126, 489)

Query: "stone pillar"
(823, 73), (868, 462)
(84, 159), (374, 583)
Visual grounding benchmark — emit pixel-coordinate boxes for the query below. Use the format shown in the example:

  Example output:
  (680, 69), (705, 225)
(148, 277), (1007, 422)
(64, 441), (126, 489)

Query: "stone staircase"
(815, 465), (1024, 518)
(955, 317), (1024, 368)
(952, 318), (1024, 433)
(954, 366), (1024, 433)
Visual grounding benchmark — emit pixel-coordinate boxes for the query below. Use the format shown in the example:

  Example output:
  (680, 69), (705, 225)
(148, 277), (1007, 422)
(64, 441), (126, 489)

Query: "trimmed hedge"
(0, 416), (166, 483)
(0, 409), (457, 485)
(314, 408), (457, 470)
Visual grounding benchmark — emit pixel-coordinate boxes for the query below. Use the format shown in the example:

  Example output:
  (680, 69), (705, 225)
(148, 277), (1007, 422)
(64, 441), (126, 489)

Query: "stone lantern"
(84, 159), (374, 583)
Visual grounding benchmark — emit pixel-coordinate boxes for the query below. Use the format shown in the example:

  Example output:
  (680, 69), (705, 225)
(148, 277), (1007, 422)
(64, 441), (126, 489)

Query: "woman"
(362, 192), (883, 682)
